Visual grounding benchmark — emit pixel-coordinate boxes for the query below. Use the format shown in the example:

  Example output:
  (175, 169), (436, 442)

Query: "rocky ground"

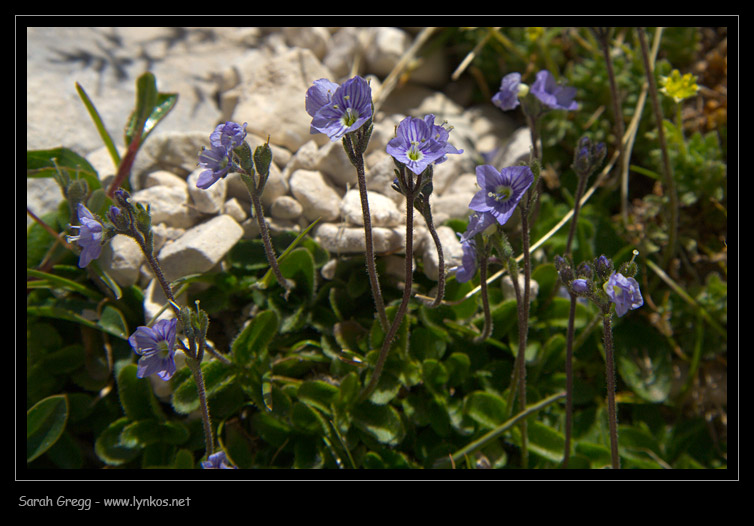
(26, 27), (529, 321)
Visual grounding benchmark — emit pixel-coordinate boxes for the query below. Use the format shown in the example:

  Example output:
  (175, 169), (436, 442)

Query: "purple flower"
(530, 70), (578, 111)
(468, 165), (534, 226)
(455, 238), (478, 283)
(386, 115), (463, 175)
(210, 121), (247, 152)
(460, 211), (497, 243)
(201, 451), (237, 469)
(128, 318), (178, 381)
(197, 145), (232, 189)
(196, 121), (248, 190)
(306, 76), (373, 141)
(68, 203), (104, 268)
(603, 272), (643, 317)
(492, 72), (523, 111)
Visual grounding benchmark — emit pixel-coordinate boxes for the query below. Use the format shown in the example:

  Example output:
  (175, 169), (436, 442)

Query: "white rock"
(422, 226), (464, 281)
(99, 235), (145, 287)
(365, 27), (410, 78)
(157, 215), (244, 282)
(314, 222), (402, 254)
(131, 185), (195, 229)
(323, 27), (364, 79)
(315, 140), (358, 188)
(187, 167), (227, 214)
(494, 127), (539, 169)
(289, 169), (342, 222)
(131, 131), (210, 188)
(270, 195), (303, 220)
(223, 197), (248, 224)
(144, 170), (189, 189)
(340, 189), (402, 228)
(282, 27), (331, 60)
(142, 277), (188, 324)
(230, 47), (334, 152)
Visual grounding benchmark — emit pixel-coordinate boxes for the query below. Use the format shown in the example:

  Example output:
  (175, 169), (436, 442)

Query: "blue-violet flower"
(492, 72), (525, 111)
(129, 318), (178, 381)
(210, 121), (247, 152)
(603, 272), (643, 317)
(530, 70), (579, 111)
(68, 203), (104, 268)
(468, 165), (534, 226)
(201, 450), (237, 469)
(455, 238), (478, 283)
(460, 211), (497, 243)
(386, 114), (463, 175)
(197, 146), (232, 190)
(306, 76), (373, 141)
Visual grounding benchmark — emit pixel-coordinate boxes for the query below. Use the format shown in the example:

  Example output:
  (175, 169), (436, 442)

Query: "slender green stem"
(359, 174), (417, 402)
(602, 312), (620, 469)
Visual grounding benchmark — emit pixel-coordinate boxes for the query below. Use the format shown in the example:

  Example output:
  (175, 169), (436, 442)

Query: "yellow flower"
(526, 27), (544, 42)
(659, 69), (699, 103)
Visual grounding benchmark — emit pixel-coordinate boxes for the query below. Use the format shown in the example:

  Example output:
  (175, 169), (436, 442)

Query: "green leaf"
(171, 360), (235, 414)
(141, 92), (178, 143)
(125, 72), (159, 146)
(614, 319), (672, 403)
(297, 380), (339, 415)
(97, 305), (129, 340)
(120, 419), (190, 448)
(231, 310), (279, 366)
(352, 401), (405, 446)
(278, 247), (316, 299)
(117, 364), (163, 421)
(75, 81), (121, 168)
(526, 420), (565, 464)
(464, 391), (508, 429)
(291, 402), (328, 435)
(26, 268), (103, 301)
(94, 417), (141, 466)
(27, 394), (69, 463)
(26, 147), (99, 185)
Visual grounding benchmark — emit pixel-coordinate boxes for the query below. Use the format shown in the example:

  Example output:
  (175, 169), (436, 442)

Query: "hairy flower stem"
(360, 175), (418, 402)
(186, 357), (215, 458)
(602, 312), (620, 469)
(474, 243), (492, 343)
(344, 135), (389, 332)
(417, 196), (446, 309)
(516, 203), (533, 468)
(246, 177), (293, 298)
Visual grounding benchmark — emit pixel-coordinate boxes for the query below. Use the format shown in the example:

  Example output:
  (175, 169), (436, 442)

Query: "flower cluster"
(306, 76), (373, 141)
(555, 254), (643, 317)
(197, 121), (248, 189)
